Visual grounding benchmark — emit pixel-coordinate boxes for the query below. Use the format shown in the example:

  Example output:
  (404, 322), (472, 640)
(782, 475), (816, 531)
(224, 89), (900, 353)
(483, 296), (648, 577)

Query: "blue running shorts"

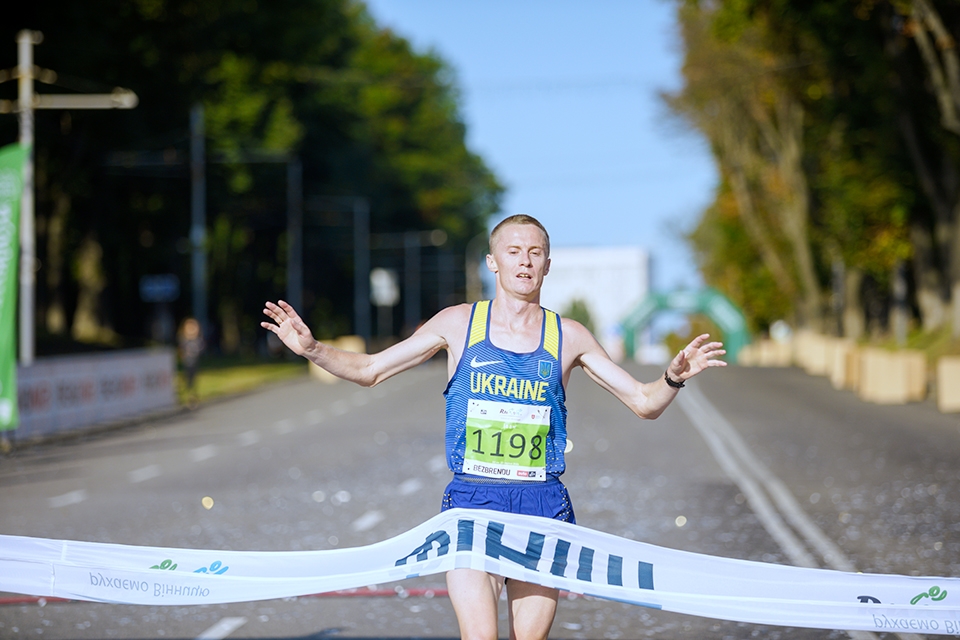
(441, 475), (576, 524)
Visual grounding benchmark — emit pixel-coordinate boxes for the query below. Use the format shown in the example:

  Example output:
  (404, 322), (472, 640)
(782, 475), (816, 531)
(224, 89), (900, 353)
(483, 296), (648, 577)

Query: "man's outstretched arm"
(262, 300), (465, 387)
(566, 320), (726, 419)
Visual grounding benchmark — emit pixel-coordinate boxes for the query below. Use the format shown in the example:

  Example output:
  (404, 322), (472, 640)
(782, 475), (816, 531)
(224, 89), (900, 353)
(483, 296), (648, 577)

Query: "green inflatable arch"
(621, 288), (750, 363)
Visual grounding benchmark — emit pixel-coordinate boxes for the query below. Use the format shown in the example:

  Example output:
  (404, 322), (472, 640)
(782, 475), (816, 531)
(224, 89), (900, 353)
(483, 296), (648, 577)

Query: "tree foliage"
(669, 0), (959, 338)
(560, 299), (596, 336)
(1, 0), (502, 354)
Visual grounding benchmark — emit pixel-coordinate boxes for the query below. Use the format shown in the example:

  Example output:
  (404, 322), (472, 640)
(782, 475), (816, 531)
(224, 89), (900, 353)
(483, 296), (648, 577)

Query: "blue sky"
(363, 0), (718, 293)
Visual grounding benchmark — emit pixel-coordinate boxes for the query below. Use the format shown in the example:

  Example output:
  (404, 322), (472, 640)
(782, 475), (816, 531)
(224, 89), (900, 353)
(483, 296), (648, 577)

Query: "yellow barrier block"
(737, 344), (758, 366)
(829, 339), (857, 390)
(937, 357), (960, 413)
(737, 340), (792, 367)
(797, 332), (831, 376)
(858, 348), (926, 404)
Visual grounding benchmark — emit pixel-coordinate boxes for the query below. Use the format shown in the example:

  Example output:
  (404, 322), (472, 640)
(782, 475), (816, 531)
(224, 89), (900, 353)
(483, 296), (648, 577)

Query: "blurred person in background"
(178, 317), (205, 407)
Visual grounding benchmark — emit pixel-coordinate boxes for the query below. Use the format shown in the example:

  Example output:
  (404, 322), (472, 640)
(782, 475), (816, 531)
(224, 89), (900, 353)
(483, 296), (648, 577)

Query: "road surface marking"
(238, 430), (260, 446)
(195, 616), (247, 639)
(351, 510), (384, 532)
(305, 409), (325, 425)
(397, 478), (423, 496)
(128, 464), (162, 484)
(678, 389), (816, 567)
(330, 400), (349, 416)
(274, 419), (295, 434)
(190, 445), (217, 462)
(48, 490), (88, 508)
(679, 385), (923, 640)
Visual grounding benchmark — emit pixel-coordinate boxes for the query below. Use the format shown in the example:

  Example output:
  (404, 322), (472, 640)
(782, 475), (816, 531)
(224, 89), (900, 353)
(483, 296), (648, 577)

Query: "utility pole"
(16, 31), (36, 368)
(286, 157), (303, 312)
(4, 30), (137, 364)
(353, 199), (370, 343)
(404, 232), (420, 335)
(189, 104), (207, 334)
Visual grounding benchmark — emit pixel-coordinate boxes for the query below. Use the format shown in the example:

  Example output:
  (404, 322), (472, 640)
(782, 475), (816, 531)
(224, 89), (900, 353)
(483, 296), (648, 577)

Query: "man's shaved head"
(489, 214), (550, 257)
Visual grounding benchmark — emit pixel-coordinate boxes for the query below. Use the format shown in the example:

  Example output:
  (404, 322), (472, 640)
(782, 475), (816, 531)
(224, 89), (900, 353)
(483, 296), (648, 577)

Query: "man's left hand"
(667, 334), (727, 383)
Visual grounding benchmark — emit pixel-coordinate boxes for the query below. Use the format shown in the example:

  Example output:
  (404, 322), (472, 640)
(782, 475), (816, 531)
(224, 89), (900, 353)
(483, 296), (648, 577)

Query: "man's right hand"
(261, 300), (317, 357)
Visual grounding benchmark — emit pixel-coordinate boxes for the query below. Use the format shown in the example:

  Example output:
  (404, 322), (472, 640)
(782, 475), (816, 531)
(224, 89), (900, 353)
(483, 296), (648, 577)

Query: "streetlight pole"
(9, 30), (137, 364)
(16, 30), (37, 366)
(189, 104), (207, 335)
(286, 157), (303, 313)
(404, 232), (420, 334)
(353, 199), (370, 343)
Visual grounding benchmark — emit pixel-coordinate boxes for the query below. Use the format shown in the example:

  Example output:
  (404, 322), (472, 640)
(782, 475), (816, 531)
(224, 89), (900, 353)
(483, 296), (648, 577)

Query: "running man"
(261, 214), (726, 640)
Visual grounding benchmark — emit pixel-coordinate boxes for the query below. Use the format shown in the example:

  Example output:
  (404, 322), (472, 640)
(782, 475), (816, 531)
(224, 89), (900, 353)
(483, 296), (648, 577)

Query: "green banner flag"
(0, 143), (29, 432)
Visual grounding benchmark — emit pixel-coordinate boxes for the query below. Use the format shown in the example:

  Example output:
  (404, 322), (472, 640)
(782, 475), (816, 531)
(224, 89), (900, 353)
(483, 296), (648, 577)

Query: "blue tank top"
(444, 300), (568, 480)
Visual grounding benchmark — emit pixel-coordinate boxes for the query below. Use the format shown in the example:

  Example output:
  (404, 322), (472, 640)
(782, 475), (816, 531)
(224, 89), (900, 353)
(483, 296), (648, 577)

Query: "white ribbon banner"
(2, 508), (959, 635)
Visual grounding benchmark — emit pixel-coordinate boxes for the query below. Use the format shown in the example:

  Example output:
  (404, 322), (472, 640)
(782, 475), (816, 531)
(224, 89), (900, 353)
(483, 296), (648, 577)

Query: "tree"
(667, 3), (822, 328)
(668, 0), (918, 337)
(1, 0), (503, 354)
(561, 299), (595, 335)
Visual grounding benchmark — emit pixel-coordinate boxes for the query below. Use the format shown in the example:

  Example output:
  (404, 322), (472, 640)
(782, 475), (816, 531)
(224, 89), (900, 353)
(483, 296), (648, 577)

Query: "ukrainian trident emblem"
(538, 360), (553, 379)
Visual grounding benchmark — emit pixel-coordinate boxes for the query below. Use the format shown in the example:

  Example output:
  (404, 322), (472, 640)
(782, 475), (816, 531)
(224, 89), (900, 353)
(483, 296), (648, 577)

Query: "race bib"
(462, 399), (550, 482)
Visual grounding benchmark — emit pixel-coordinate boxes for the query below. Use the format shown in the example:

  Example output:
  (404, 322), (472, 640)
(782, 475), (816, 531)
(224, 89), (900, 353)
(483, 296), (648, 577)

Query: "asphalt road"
(1, 361), (959, 640)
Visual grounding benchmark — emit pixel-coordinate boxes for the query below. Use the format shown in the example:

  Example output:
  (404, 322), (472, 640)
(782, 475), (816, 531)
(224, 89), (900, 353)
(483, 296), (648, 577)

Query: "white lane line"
(678, 388), (817, 568)
(397, 478), (423, 496)
(351, 510), (384, 532)
(238, 430), (260, 446)
(305, 409), (325, 425)
(689, 388), (857, 572)
(274, 419), (295, 434)
(330, 400), (349, 416)
(679, 386), (921, 640)
(48, 490), (88, 508)
(190, 445), (218, 462)
(195, 616), (248, 639)
(128, 464), (162, 484)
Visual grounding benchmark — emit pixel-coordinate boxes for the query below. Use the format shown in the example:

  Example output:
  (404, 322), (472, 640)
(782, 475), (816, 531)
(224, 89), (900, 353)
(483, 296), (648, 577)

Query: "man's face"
(487, 223), (550, 297)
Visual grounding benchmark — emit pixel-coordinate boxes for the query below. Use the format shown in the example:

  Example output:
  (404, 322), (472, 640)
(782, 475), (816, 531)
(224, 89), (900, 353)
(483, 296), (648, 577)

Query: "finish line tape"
(2, 509), (959, 635)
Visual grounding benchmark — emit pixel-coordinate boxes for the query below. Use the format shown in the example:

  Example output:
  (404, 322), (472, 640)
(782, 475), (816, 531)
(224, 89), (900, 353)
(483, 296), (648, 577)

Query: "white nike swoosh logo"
(470, 356), (503, 368)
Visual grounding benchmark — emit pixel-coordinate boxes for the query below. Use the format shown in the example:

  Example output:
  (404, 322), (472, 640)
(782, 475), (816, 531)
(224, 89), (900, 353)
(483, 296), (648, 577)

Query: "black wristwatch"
(664, 371), (685, 389)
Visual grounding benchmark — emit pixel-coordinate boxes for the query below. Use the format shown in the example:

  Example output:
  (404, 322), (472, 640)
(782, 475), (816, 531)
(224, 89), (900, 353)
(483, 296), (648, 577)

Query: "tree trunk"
(726, 163), (797, 298)
(764, 96), (822, 328)
(909, 0), (960, 336)
(843, 267), (865, 340)
(716, 102), (801, 314)
(71, 234), (107, 342)
(910, 217), (948, 330)
(45, 188), (68, 335)
(219, 300), (241, 355)
(898, 112), (952, 330)
(951, 211), (960, 336)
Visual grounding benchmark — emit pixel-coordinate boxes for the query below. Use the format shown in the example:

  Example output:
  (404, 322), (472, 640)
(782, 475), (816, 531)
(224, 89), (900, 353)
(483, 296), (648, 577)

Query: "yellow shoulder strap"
(468, 300), (490, 347)
(543, 310), (560, 360)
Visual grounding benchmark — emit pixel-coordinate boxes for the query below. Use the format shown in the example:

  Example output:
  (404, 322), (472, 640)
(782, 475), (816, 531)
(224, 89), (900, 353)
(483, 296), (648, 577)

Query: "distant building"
(540, 246), (650, 362)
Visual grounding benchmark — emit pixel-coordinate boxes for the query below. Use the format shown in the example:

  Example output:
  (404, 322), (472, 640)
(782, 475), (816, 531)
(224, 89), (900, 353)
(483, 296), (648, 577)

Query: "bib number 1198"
(463, 399), (550, 482)
(470, 428), (543, 461)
